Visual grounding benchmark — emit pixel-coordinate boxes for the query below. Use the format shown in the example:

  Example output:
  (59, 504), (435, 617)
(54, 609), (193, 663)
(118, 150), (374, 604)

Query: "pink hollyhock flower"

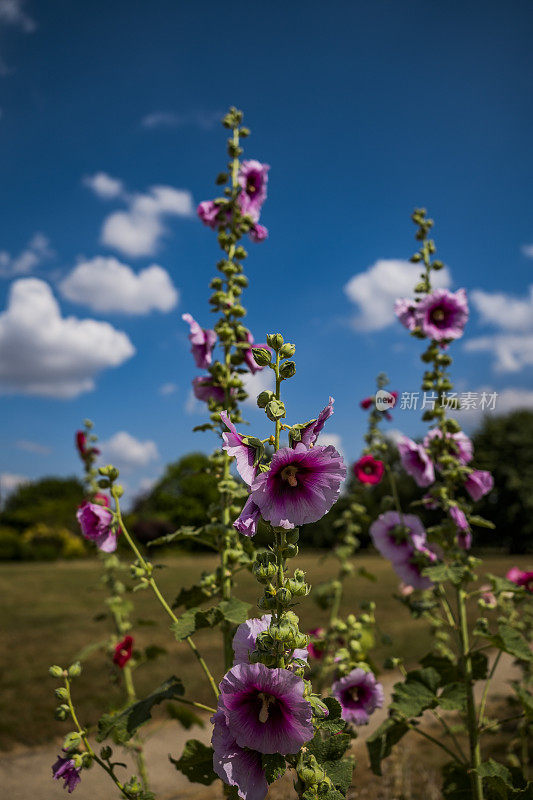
(506, 567), (533, 593)
(395, 298), (418, 331)
(237, 160), (270, 222)
(307, 628), (326, 660)
(370, 511), (427, 563)
(217, 662), (313, 754)
(250, 443), (346, 529)
(241, 331), (272, 375)
(394, 546), (437, 590)
(332, 668), (384, 726)
(76, 501), (116, 553)
(113, 635), (134, 668)
(423, 428), (473, 466)
(296, 397), (335, 448)
(249, 223), (268, 243)
(94, 492), (110, 507)
(360, 396), (373, 410)
(465, 470), (493, 501)
(234, 496), (262, 538)
(449, 506), (471, 549)
(232, 615), (307, 666)
(182, 313), (217, 369)
(211, 709), (268, 800)
(479, 584), (497, 608)
(52, 756), (81, 793)
(421, 493), (439, 510)
(220, 411), (258, 486)
(353, 454), (385, 485)
(197, 200), (221, 229)
(397, 436), (435, 487)
(399, 582), (414, 597)
(192, 376), (226, 404)
(75, 430), (99, 459)
(416, 288), (469, 342)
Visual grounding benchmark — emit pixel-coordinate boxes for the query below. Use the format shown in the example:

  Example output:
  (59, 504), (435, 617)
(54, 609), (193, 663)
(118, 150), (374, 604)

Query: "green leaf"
(218, 598), (252, 624)
(366, 717), (409, 776)
(317, 697), (346, 734)
(169, 739), (217, 786)
(512, 684), (533, 720)
(420, 653), (459, 685)
(167, 703), (205, 730)
(442, 762), (471, 800)
(171, 607), (222, 641)
(439, 682), (467, 712)
(469, 515), (496, 529)
(321, 757), (355, 794)
(174, 584), (214, 610)
(424, 562), (467, 586)
(261, 753), (286, 784)
(390, 668), (440, 718)
(497, 624), (533, 662)
(97, 676), (184, 743)
(472, 651), (489, 680)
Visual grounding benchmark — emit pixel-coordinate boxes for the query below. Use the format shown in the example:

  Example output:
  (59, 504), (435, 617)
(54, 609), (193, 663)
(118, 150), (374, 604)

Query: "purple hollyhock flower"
(249, 223), (268, 243)
(331, 668), (384, 726)
(211, 710), (268, 800)
(250, 443), (346, 529)
(217, 662), (313, 755)
(234, 496), (262, 538)
(76, 501), (116, 553)
(393, 545), (437, 590)
(416, 288), (469, 342)
(465, 470), (493, 501)
(232, 614), (308, 666)
(237, 160), (270, 222)
(295, 397), (335, 448)
(192, 376), (226, 404)
(197, 200), (220, 229)
(220, 411), (258, 486)
(394, 298), (418, 331)
(424, 428), (473, 466)
(449, 505), (471, 549)
(52, 756), (81, 793)
(370, 511), (427, 563)
(397, 436), (435, 488)
(241, 331), (272, 375)
(182, 313), (217, 369)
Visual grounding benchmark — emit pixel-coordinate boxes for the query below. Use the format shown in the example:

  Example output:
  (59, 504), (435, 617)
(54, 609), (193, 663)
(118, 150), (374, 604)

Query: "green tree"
(0, 476), (84, 533)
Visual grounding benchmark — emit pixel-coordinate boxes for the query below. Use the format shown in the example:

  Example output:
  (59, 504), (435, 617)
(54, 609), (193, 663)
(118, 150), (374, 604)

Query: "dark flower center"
(257, 692), (277, 723)
(280, 465), (299, 487)
(349, 686), (360, 702)
(430, 306), (449, 326)
(363, 464), (373, 474)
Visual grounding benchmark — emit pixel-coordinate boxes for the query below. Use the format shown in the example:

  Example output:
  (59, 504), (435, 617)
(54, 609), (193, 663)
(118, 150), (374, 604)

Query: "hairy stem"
(456, 585), (483, 800)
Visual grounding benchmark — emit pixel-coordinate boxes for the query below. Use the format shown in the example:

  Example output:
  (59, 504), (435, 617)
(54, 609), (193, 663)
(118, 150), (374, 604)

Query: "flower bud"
(276, 587), (293, 605)
(49, 665), (64, 678)
(257, 390), (274, 408)
(55, 687), (69, 701)
(279, 343), (296, 358)
(281, 544), (298, 558)
(266, 399), (286, 421)
(63, 731), (82, 752)
(68, 661), (82, 678)
(266, 333), (284, 350)
(252, 348), (272, 367)
(54, 704), (70, 721)
(279, 360), (296, 380)
(285, 529), (300, 544)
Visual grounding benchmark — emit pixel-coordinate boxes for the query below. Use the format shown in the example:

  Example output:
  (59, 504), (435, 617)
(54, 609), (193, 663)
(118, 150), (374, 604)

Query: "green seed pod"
(279, 342), (296, 358)
(252, 347), (272, 367)
(49, 665), (64, 678)
(68, 662), (82, 678)
(266, 399), (286, 421)
(279, 360), (296, 379)
(266, 333), (284, 350)
(54, 705), (70, 721)
(63, 731), (82, 752)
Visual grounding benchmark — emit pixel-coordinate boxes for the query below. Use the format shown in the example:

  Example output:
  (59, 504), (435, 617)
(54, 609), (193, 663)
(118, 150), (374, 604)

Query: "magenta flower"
(397, 436), (435, 487)
(394, 298), (418, 331)
(237, 160), (270, 221)
(241, 331), (271, 375)
(370, 511), (427, 563)
(192, 376), (226, 404)
(393, 545), (437, 589)
(332, 668), (384, 726)
(52, 756), (81, 793)
(234, 496), (262, 538)
(423, 428), (473, 465)
(449, 506), (471, 549)
(307, 628), (326, 660)
(506, 567), (533, 593)
(232, 614), (308, 666)
(295, 397), (335, 448)
(465, 470), (493, 501)
(211, 710), (268, 800)
(416, 288), (469, 342)
(249, 223), (268, 243)
(353, 454), (384, 485)
(220, 411), (258, 486)
(182, 313), (217, 369)
(217, 662), (313, 754)
(76, 501), (116, 553)
(360, 396), (373, 410)
(197, 200), (230, 229)
(250, 443), (346, 529)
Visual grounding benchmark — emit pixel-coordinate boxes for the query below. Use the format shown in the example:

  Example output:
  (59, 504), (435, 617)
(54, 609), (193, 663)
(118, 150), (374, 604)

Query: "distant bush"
(20, 524), (86, 561)
(0, 527), (23, 560)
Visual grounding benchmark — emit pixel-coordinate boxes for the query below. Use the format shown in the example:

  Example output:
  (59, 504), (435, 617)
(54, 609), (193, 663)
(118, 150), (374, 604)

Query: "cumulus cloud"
(471, 287), (533, 332)
(141, 110), (221, 130)
(83, 172), (124, 200)
(521, 244), (533, 258)
(241, 369), (275, 407)
(85, 174), (194, 258)
(15, 439), (51, 455)
(467, 285), (533, 372)
(0, 278), (135, 398)
(464, 334), (533, 373)
(0, 0), (35, 32)
(100, 431), (159, 471)
(159, 382), (178, 396)
(59, 256), (179, 315)
(0, 233), (54, 277)
(344, 259), (451, 331)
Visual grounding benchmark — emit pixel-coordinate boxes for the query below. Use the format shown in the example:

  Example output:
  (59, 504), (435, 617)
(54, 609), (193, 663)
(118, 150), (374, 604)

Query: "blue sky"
(1, 0), (532, 502)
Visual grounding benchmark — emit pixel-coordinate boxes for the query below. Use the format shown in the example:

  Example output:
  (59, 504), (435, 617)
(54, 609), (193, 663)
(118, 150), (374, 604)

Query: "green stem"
(272, 349), (286, 668)
(170, 696), (217, 714)
(431, 709), (468, 763)
(456, 586), (483, 800)
(477, 650), (502, 729)
(112, 488), (219, 700)
(405, 720), (465, 764)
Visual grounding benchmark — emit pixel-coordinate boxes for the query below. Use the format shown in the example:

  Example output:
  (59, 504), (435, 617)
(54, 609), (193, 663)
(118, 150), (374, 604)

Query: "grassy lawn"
(0, 551), (527, 750)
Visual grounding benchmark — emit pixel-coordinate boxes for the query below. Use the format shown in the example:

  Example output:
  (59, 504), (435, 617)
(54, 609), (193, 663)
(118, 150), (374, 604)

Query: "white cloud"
(83, 172), (124, 200)
(0, 278), (135, 398)
(0, 472), (28, 503)
(471, 287), (533, 332)
(465, 334), (533, 373)
(241, 369), (275, 406)
(0, 233), (54, 277)
(521, 244), (533, 258)
(100, 431), (159, 471)
(0, 0), (36, 32)
(318, 432), (344, 458)
(59, 256), (179, 315)
(185, 389), (200, 415)
(141, 110), (221, 130)
(85, 174), (194, 258)
(159, 382), (178, 396)
(493, 387), (533, 414)
(344, 259), (451, 331)
(15, 439), (51, 455)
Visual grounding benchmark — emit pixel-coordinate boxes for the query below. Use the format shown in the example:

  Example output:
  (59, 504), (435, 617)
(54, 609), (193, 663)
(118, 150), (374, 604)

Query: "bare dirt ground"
(0, 653), (520, 800)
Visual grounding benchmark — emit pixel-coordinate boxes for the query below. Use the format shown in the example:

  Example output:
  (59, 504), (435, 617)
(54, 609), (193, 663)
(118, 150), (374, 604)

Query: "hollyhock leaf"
(469, 515), (496, 529)
(487, 575), (523, 595)
(218, 598), (252, 625)
(496, 624), (533, 662)
(174, 584), (214, 610)
(308, 729), (352, 763)
(471, 651), (489, 680)
(167, 703), (205, 729)
(171, 607), (222, 641)
(419, 653), (459, 685)
(170, 739), (217, 786)
(512, 685), (533, 720)
(423, 563), (467, 586)
(320, 757), (355, 795)
(442, 762), (472, 800)
(390, 669), (439, 718)
(439, 683), (467, 712)
(97, 676), (184, 743)
(366, 717), (409, 776)
(261, 753), (286, 784)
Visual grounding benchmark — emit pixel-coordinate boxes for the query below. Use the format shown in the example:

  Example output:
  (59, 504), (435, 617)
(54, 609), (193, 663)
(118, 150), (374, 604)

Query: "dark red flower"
(353, 455), (385, 485)
(360, 397), (373, 410)
(75, 431), (87, 456)
(113, 635), (134, 668)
